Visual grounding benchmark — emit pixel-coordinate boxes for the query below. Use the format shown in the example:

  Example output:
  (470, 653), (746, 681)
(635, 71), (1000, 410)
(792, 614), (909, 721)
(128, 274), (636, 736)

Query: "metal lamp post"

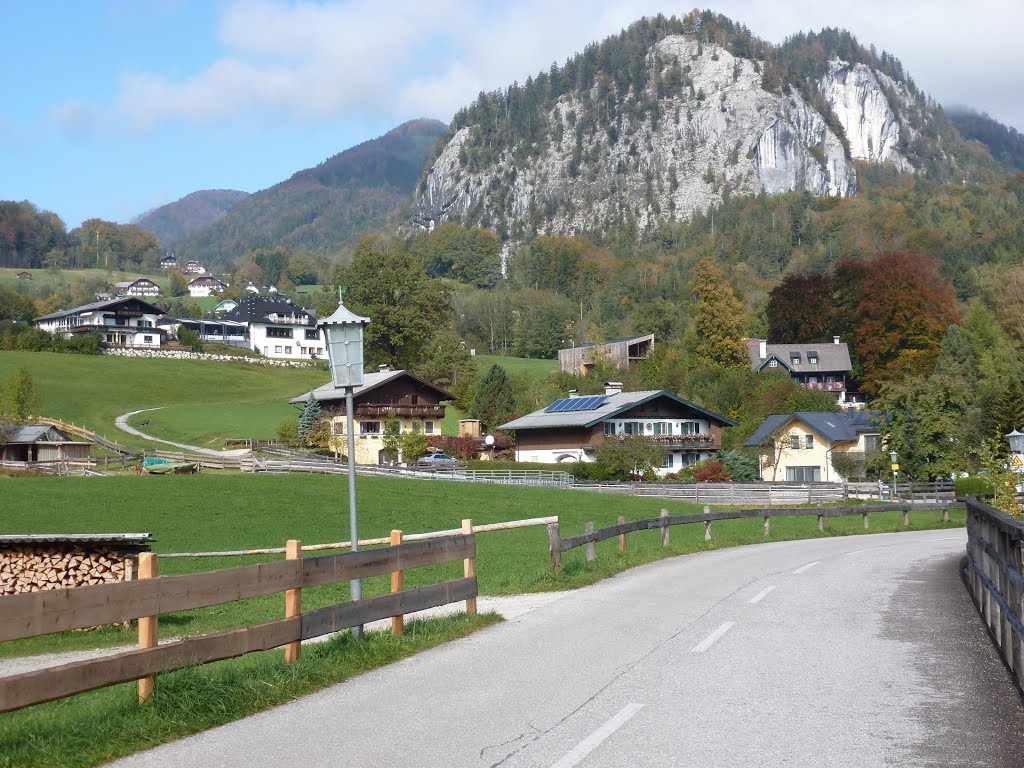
(318, 290), (370, 637)
(889, 450), (899, 500)
(1007, 429), (1024, 476)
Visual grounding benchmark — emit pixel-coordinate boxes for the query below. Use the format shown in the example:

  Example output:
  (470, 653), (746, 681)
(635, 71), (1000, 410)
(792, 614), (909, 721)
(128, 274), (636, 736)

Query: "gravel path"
(114, 408), (252, 457)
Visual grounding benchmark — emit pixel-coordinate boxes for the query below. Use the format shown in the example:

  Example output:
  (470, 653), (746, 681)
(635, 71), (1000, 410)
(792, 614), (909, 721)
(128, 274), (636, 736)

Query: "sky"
(2, 0), (1022, 230)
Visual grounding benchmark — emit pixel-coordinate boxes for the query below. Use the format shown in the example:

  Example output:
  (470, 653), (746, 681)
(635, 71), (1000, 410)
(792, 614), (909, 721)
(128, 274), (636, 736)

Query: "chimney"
(604, 381), (623, 396)
(758, 339), (767, 359)
(378, 364), (390, 372)
(567, 389), (579, 399)
(833, 336), (840, 345)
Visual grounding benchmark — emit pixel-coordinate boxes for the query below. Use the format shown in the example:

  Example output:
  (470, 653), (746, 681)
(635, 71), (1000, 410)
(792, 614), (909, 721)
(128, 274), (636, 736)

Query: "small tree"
(471, 364), (516, 430)
(1, 367), (39, 424)
(276, 418), (300, 447)
(399, 430), (429, 463)
(298, 396), (323, 443)
(177, 325), (204, 353)
(594, 435), (667, 481)
(693, 458), (731, 482)
(381, 418), (402, 463)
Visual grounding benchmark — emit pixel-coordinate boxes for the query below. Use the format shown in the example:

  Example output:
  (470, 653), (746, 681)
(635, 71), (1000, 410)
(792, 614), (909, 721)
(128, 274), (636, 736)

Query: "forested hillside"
(134, 190), (249, 246)
(169, 119), (447, 268)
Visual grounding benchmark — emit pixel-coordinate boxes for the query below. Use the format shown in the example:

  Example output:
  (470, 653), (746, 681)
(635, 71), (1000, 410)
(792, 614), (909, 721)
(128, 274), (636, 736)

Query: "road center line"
(749, 585), (776, 604)
(691, 622), (735, 653)
(792, 560), (821, 574)
(549, 702), (644, 768)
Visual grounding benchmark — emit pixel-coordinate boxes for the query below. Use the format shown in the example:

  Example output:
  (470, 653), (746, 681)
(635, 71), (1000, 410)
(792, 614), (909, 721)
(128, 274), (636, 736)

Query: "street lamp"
(1007, 429), (1024, 475)
(889, 450), (899, 499)
(319, 289), (370, 637)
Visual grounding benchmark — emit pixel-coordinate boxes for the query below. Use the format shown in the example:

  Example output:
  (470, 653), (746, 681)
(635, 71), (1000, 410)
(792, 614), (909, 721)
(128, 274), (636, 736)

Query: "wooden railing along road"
(965, 497), (1024, 690)
(0, 528), (479, 714)
(547, 502), (963, 569)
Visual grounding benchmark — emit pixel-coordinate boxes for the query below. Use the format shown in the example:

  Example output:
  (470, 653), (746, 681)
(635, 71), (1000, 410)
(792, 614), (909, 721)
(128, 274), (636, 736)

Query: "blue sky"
(3, 0), (1022, 230)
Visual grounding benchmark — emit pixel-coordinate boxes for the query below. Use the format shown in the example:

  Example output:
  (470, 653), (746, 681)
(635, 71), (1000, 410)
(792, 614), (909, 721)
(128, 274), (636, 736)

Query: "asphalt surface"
(106, 530), (1024, 768)
(114, 408), (251, 457)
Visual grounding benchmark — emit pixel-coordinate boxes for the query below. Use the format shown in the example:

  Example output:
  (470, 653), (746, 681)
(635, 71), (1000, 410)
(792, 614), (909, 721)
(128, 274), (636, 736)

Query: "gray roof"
(744, 411), (881, 447)
(497, 390), (737, 431)
(747, 340), (852, 374)
(562, 333), (654, 351)
(34, 296), (164, 323)
(290, 369), (455, 405)
(6, 425), (81, 444)
(221, 294), (316, 327)
(0, 533), (153, 546)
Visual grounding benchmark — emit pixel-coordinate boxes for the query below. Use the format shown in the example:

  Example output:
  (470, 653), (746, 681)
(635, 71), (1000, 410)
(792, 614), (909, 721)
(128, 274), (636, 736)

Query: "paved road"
(108, 530), (1024, 767)
(114, 408), (251, 457)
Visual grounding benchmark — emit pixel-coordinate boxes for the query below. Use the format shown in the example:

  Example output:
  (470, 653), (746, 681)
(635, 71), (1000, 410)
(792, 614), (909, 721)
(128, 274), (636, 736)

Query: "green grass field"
(0, 267), (168, 291)
(0, 351), (328, 449)
(472, 353), (557, 378)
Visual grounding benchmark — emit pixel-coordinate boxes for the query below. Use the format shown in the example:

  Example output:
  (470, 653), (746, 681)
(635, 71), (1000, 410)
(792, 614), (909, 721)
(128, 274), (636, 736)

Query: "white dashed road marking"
(691, 622), (735, 653)
(792, 561), (821, 575)
(749, 585), (776, 604)
(549, 703), (645, 768)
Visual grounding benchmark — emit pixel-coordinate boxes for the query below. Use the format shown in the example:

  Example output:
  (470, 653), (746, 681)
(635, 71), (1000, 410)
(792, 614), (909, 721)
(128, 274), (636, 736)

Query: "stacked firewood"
(0, 547), (131, 595)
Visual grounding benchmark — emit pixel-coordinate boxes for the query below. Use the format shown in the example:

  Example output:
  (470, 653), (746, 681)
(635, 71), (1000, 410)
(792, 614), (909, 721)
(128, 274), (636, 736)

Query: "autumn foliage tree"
(683, 258), (750, 368)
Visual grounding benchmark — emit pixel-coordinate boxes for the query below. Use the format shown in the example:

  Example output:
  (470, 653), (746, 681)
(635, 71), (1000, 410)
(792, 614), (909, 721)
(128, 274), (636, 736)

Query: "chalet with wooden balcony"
(746, 337), (861, 408)
(496, 383), (736, 476)
(34, 297), (166, 348)
(114, 277), (160, 297)
(289, 368), (454, 464)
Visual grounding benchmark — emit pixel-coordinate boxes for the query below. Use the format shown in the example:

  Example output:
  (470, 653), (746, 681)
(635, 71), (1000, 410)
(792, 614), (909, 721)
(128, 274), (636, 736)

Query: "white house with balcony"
(747, 337), (860, 408)
(496, 382), (736, 475)
(220, 294), (323, 360)
(114, 277), (160, 297)
(187, 276), (227, 297)
(34, 297), (166, 348)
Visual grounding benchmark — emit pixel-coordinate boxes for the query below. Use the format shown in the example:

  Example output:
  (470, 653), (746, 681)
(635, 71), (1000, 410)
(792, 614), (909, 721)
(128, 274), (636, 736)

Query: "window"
(424, 421), (435, 435)
(808, 354), (818, 364)
(144, 335), (153, 344)
(266, 327), (293, 338)
(333, 421), (345, 435)
(786, 466), (821, 482)
(274, 346), (282, 354)
(863, 435), (880, 452)
(789, 434), (800, 450)
(768, 359), (778, 368)
(805, 434), (814, 449)
(791, 355), (801, 365)
(305, 329), (320, 340)
(299, 347), (306, 355)
(604, 422), (616, 436)
(285, 346), (292, 355)
(411, 395), (419, 405)
(653, 422), (672, 435)
(623, 422), (642, 435)
(360, 421), (381, 435)
(682, 422), (701, 435)
(662, 453), (674, 468)
(679, 453), (700, 467)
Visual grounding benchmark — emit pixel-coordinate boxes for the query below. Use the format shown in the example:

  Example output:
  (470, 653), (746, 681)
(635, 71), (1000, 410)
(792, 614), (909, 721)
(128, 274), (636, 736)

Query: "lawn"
(473, 353), (557, 379)
(0, 472), (965, 657)
(0, 351), (328, 449)
(0, 267), (168, 290)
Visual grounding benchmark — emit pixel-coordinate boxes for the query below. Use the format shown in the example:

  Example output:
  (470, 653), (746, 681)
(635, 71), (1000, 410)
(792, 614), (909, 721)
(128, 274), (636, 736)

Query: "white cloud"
(52, 101), (95, 141)
(112, 0), (1024, 133)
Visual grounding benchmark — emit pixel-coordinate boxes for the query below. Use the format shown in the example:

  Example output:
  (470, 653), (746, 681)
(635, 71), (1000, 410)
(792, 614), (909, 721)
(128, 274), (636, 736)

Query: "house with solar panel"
(496, 382), (736, 475)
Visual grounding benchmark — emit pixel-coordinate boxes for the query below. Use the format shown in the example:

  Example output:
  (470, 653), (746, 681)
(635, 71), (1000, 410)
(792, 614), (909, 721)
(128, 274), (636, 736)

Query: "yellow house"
(289, 368), (455, 465)
(744, 411), (881, 482)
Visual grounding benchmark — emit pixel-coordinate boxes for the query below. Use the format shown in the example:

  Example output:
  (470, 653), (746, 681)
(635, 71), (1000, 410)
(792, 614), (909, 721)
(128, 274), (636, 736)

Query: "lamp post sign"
(318, 290), (370, 636)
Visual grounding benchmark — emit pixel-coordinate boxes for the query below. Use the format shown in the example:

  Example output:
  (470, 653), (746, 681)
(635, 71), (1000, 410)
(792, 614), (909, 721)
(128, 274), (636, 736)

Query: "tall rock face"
(411, 16), (995, 243)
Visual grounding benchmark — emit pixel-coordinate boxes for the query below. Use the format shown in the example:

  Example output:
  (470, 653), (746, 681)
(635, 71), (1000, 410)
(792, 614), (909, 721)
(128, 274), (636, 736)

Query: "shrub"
(276, 418), (300, 447)
(955, 475), (993, 497)
(693, 459), (731, 482)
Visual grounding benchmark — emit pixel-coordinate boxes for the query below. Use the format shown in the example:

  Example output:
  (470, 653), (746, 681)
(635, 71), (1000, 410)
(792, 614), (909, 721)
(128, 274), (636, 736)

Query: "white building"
(220, 294), (323, 360)
(114, 278), (160, 297)
(34, 297), (166, 348)
(187, 276), (227, 297)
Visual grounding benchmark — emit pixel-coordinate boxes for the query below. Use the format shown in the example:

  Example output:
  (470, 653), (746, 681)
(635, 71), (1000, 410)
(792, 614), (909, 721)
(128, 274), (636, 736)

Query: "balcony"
(357, 404), (444, 418)
(801, 381), (844, 392)
(608, 434), (721, 451)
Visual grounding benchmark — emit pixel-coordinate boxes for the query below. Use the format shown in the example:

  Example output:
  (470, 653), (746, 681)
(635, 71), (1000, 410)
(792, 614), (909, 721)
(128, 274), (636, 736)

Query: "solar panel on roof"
(544, 394), (609, 413)
(544, 399), (569, 413)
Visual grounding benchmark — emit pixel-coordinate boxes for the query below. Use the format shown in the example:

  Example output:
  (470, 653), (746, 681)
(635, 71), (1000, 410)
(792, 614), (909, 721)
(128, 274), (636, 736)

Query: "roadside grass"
(0, 613), (501, 768)
(0, 351), (327, 448)
(0, 473), (965, 658)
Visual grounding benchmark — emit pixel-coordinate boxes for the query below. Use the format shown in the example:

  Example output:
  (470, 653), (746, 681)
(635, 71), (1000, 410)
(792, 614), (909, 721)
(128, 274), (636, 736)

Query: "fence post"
(618, 515), (626, 555)
(943, 507), (950, 523)
(585, 522), (596, 562)
(863, 512), (869, 529)
(704, 505), (712, 542)
(903, 508), (910, 527)
(818, 513), (824, 532)
(137, 552), (158, 703)
(548, 523), (562, 570)
(391, 530), (404, 635)
(284, 540), (302, 662)
(661, 508), (670, 548)
(461, 519), (476, 616)
(764, 515), (771, 538)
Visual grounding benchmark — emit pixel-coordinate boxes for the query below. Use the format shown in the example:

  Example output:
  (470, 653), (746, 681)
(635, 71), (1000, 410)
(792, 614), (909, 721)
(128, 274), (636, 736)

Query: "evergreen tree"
(471, 364), (516, 430)
(298, 395), (323, 443)
(683, 258), (749, 368)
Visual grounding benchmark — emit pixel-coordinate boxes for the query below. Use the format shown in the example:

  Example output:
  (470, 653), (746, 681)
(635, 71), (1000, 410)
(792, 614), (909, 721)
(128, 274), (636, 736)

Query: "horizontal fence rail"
(547, 503), (963, 569)
(0, 529), (478, 714)
(964, 497), (1024, 689)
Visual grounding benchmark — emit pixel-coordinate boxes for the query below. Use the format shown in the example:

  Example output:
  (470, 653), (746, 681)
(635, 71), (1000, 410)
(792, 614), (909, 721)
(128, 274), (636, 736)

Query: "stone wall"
(101, 347), (321, 369)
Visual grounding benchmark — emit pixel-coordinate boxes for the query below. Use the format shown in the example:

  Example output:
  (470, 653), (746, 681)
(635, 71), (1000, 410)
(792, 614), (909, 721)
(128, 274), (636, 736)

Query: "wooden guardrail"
(546, 503), (963, 569)
(36, 416), (133, 455)
(964, 497), (1024, 690)
(0, 528), (478, 714)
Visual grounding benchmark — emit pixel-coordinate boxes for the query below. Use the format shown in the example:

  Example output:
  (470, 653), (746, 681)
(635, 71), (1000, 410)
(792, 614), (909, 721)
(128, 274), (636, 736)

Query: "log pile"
(0, 546), (132, 595)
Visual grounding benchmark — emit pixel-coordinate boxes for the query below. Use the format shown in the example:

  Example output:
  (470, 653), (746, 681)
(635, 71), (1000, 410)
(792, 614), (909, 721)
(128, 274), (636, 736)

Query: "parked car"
(418, 452), (459, 466)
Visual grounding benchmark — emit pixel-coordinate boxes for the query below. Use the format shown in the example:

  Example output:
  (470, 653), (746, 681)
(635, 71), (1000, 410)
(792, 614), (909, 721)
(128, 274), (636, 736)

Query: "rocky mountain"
(411, 13), (1002, 242)
(172, 118), (447, 267)
(134, 189), (249, 246)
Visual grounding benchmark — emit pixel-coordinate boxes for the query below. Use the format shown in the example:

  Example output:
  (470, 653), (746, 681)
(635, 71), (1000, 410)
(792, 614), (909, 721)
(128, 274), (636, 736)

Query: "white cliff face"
(818, 59), (909, 169)
(412, 37), (924, 239)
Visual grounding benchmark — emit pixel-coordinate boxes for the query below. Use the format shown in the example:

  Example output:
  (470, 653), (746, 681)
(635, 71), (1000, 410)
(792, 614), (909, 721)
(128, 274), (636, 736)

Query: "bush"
(693, 458), (731, 482)
(276, 418), (300, 447)
(955, 475), (994, 497)
(717, 450), (759, 481)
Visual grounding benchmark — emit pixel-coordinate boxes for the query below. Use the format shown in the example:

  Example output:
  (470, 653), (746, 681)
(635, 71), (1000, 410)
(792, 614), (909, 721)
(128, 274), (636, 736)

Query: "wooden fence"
(964, 497), (1024, 690)
(546, 503), (963, 569)
(0, 527), (478, 714)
